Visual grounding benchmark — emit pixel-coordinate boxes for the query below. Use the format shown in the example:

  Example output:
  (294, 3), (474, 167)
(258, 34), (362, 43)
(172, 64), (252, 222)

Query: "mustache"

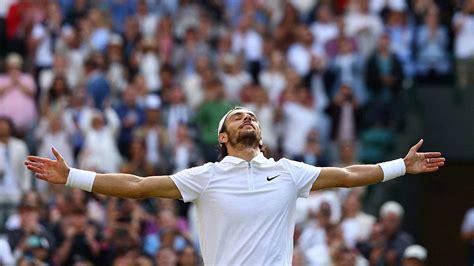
(239, 121), (254, 129)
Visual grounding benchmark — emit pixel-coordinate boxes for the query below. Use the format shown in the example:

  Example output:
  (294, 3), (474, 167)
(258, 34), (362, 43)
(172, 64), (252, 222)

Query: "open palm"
(24, 147), (69, 184)
(404, 139), (445, 174)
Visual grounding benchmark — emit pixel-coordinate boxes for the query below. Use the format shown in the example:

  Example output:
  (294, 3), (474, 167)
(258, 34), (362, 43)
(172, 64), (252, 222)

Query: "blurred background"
(0, 0), (473, 265)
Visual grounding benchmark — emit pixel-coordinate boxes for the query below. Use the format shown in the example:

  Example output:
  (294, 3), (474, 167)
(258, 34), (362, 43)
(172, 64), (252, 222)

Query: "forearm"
(313, 159), (406, 190)
(92, 173), (146, 198)
(344, 164), (384, 187)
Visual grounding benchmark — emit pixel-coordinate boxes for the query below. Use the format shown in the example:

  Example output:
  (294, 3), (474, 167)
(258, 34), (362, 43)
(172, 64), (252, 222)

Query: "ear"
(218, 132), (228, 144)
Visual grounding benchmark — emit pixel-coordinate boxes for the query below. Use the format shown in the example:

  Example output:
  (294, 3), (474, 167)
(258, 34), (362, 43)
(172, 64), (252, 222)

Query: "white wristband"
(378, 159), (406, 182)
(66, 168), (96, 192)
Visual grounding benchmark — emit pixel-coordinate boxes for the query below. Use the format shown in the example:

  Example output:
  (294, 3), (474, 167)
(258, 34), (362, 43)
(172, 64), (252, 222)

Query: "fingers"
(424, 166), (439, 172)
(27, 156), (55, 164)
(425, 157), (445, 164)
(410, 139), (424, 152)
(51, 147), (64, 162)
(424, 152), (442, 158)
(25, 161), (45, 174)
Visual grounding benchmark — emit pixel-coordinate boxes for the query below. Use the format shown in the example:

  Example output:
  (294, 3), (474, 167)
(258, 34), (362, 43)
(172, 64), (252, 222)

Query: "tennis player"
(24, 107), (445, 265)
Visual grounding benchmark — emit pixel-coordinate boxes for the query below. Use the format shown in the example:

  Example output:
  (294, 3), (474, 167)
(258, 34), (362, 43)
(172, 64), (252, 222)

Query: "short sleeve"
(281, 159), (321, 198)
(461, 208), (474, 233)
(169, 163), (213, 203)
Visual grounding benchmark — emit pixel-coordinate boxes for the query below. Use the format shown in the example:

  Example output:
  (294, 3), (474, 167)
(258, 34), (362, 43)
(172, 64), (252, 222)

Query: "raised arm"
(312, 139), (445, 190)
(24, 148), (182, 199)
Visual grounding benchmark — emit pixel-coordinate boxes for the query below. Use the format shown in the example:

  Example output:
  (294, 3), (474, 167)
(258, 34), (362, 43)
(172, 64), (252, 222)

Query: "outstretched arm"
(312, 139), (445, 190)
(25, 148), (182, 199)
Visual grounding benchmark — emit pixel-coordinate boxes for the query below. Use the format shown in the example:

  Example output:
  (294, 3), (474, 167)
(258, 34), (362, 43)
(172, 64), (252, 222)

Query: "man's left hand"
(404, 139), (445, 174)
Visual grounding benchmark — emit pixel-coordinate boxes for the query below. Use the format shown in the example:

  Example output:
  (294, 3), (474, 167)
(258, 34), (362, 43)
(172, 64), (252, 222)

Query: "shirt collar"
(221, 153), (268, 165)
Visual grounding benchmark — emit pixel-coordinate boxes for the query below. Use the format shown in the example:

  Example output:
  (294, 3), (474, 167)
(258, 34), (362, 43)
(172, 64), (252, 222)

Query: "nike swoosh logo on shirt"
(266, 175), (280, 181)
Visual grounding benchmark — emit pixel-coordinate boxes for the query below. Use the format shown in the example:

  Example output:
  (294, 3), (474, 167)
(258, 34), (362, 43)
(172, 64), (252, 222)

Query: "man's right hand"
(24, 147), (70, 184)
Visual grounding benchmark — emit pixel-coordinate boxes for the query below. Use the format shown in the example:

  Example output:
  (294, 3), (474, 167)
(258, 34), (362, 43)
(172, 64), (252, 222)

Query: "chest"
(199, 164), (297, 218)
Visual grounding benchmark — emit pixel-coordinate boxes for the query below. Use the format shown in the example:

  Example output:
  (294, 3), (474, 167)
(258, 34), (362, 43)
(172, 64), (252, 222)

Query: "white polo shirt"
(170, 154), (321, 265)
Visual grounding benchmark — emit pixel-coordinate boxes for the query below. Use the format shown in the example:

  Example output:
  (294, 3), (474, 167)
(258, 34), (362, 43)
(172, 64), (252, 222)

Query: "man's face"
(381, 212), (401, 236)
(220, 110), (262, 149)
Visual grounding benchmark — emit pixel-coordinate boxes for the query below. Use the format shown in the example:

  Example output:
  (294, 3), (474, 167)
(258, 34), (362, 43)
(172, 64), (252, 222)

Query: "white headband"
(217, 107), (255, 138)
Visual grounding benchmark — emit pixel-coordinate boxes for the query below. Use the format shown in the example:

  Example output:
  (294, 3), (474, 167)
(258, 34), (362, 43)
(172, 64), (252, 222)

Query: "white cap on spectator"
(404, 245), (427, 261)
(145, 95), (161, 110)
(380, 201), (404, 218)
(109, 34), (123, 46)
(6, 53), (23, 67)
(388, 0), (407, 11)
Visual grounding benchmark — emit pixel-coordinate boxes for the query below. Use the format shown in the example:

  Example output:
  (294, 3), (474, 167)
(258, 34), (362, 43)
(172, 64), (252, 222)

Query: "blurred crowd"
(1, 0), (474, 265)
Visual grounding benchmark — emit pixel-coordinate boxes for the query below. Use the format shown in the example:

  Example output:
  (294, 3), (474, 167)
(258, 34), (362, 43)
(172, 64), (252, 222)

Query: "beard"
(229, 129), (260, 148)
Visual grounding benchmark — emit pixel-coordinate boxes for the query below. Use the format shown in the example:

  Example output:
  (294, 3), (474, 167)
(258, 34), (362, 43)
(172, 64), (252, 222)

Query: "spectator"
(345, 0), (384, 59)
(232, 13), (264, 82)
(182, 56), (211, 110)
(34, 112), (74, 194)
(178, 244), (199, 266)
(325, 83), (363, 145)
(122, 15), (142, 62)
(379, 201), (415, 265)
(172, 26), (210, 79)
(30, 2), (65, 81)
(287, 25), (325, 81)
(114, 86), (145, 157)
(134, 95), (171, 174)
(340, 189), (375, 248)
(0, 53), (37, 134)
(172, 124), (201, 173)
(5, 198), (52, 265)
(259, 51), (287, 105)
(64, 0), (89, 27)
(156, 246), (178, 266)
(195, 79), (234, 162)
(163, 86), (193, 146)
(416, 7), (451, 80)
(41, 75), (70, 115)
(0, 117), (31, 216)
(310, 4), (339, 52)
(365, 33), (404, 128)
(78, 108), (122, 173)
(452, 0), (474, 90)
(0, 236), (14, 265)
(144, 209), (188, 256)
(298, 201), (333, 253)
(105, 34), (129, 93)
(461, 207), (474, 266)
(53, 205), (100, 265)
(385, 6), (415, 80)
(402, 244), (427, 266)
(136, 0), (160, 38)
(120, 137), (154, 177)
(280, 86), (327, 159)
(84, 56), (111, 110)
(219, 54), (252, 102)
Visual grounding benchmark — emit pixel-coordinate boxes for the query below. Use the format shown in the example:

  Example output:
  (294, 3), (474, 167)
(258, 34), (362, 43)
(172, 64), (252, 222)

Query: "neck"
(226, 145), (260, 162)
(0, 136), (8, 143)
